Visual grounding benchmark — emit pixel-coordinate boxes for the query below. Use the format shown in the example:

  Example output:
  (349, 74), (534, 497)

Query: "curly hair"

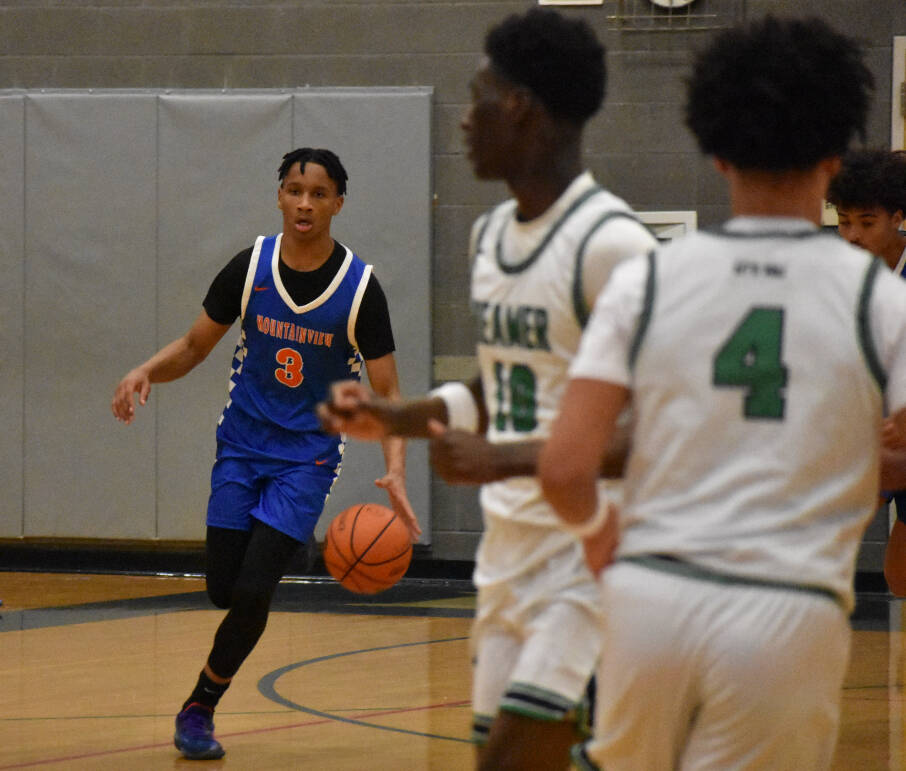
(485, 8), (606, 125)
(685, 16), (873, 171)
(278, 147), (348, 196)
(826, 148), (906, 214)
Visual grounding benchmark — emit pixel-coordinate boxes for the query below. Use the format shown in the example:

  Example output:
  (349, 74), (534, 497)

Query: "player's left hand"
(883, 415), (906, 449)
(581, 502), (620, 577)
(375, 470), (422, 542)
(427, 419), (499, 484)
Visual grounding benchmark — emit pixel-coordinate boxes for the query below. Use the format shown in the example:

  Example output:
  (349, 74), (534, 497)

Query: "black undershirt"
(203, 239), (395, 360)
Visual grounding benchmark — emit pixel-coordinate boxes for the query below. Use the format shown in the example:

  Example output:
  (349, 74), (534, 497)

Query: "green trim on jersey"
(500, 681), (577, 722)
(713, 224), (825, 240)
(470, 712), (494, 746)
(857, 257), (887, 392)
(620, 554), (844, 607)
(572, 211), (648, 329)
(494, 186), (603, 274)
(571, 743), (599, 771)
(470, 212), (493, 263)
(628, 250), (657, 370)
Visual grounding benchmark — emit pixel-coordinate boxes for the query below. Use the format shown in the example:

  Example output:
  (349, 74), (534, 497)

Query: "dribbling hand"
(374, 469), (422, 541)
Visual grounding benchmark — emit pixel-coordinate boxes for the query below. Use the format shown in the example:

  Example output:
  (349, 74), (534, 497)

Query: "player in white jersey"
(827, 149), (906, 595)
(318, 9), (655, 770)
(539, 17), (906, 771)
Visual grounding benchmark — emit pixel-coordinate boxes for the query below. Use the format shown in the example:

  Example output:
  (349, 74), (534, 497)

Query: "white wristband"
(429, 382), (480, 433)
(560, 502), (610, 539)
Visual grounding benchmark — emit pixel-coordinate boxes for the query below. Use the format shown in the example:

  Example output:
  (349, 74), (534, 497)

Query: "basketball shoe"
(174, 703), (225, 759)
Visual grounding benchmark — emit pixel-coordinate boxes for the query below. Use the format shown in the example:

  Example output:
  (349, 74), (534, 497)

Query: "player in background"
(828, 149), (906, 273)
(112, 147), (420, 760)
(827, 149), (906, 595)
(319, 9), (655, 770)
(539, 16), (906, 770)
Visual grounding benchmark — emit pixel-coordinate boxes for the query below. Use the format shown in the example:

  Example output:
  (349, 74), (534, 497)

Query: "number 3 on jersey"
(712, 307), (787, 420)
(493, 361), (537, 432)
(275, 347), (304, 388)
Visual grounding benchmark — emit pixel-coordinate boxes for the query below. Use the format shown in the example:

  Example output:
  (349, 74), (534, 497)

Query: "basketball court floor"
(0, 570), (901, 769)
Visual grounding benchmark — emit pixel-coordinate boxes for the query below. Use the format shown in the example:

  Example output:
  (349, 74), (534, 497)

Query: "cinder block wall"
(1, 0), (902, 566)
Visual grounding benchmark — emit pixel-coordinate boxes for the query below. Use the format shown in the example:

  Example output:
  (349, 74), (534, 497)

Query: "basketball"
(323, 503), (413, 594)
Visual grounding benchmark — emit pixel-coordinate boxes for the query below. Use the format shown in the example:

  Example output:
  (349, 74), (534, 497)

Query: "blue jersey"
(215, 233), (370, 464)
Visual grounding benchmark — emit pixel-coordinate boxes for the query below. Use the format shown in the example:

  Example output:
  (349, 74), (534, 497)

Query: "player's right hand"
(317, 380), (393, 440)
(111, 368), (151, 424)
(582, 502), (620, 577)
(427, 419), (499, 484)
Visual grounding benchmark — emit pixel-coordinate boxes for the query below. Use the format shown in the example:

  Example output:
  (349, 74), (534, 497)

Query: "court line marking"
(0, 582), (476, 633)
(258, 636), (472, 743)
(0, 638), (471, 768)
(0, 698), (471, 769)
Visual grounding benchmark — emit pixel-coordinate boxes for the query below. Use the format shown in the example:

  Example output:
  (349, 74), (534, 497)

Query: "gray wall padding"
(0, 96), (25, 538)
(0, 88), (432, 543)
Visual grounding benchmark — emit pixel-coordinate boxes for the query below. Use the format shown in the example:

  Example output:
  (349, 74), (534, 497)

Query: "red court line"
(0, 699), (471, 769)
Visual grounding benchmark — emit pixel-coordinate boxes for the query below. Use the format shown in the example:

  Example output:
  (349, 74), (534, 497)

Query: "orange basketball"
(323, 503), (413, 594)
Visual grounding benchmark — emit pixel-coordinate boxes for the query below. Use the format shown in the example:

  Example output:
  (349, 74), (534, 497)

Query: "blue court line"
(0, 591), (207, 633)
(0, 578), (476, 633)
(258, 636), (472, 743)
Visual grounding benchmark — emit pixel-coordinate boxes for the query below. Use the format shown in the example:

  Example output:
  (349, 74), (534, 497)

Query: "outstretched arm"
(111, 310), (231, 424)
(427, 415), (632, 485)
(361, 353), (423, 541)
(318, 376), (487, 439)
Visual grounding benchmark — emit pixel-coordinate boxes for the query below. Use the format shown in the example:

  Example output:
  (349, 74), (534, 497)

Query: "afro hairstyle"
(685, 16), (873, 171)
(826, 148), (906, 214)
(485, 8), (606, 125)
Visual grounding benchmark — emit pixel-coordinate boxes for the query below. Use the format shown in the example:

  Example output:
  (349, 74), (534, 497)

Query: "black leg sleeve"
(205, 526), (253, 609)
(205, 520), (301, 679)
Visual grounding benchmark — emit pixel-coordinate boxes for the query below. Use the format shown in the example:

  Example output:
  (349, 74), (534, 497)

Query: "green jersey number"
(712, 307), (787, 420)
(493, 361), (538, 432)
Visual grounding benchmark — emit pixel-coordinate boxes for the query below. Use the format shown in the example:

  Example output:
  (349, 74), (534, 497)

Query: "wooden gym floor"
(0, 571), (902, 770)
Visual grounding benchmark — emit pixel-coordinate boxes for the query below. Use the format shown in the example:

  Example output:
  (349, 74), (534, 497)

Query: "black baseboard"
(0, 538), (475, 582)
(0, 539), (205, 576)
(0, 538), (887, 594)
(855, 570), (890, 594)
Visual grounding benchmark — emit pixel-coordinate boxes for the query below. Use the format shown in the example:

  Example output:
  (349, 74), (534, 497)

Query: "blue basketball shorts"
(206, 453), (339, 544)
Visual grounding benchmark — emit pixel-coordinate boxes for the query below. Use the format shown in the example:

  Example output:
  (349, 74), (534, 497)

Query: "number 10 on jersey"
(493, 361), (538, 432)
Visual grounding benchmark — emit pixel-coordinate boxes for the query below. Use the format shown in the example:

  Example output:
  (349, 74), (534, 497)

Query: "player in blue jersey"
(827, 149), (906, 596)
(112, 147), (420, 760)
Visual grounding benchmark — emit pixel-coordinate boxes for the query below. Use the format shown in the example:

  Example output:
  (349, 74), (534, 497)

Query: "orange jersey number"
(275, 347), (304, 388)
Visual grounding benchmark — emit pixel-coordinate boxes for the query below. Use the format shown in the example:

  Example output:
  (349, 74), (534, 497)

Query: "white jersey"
(471, 172), (656, 545)
(571, 216), (906, 610)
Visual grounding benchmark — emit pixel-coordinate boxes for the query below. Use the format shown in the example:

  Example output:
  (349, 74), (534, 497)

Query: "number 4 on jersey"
(712, 307), (787, 420)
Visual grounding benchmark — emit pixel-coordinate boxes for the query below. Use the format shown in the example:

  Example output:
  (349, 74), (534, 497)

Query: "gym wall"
(0, 88), (431, 543)
(0, 0), (902, 569)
